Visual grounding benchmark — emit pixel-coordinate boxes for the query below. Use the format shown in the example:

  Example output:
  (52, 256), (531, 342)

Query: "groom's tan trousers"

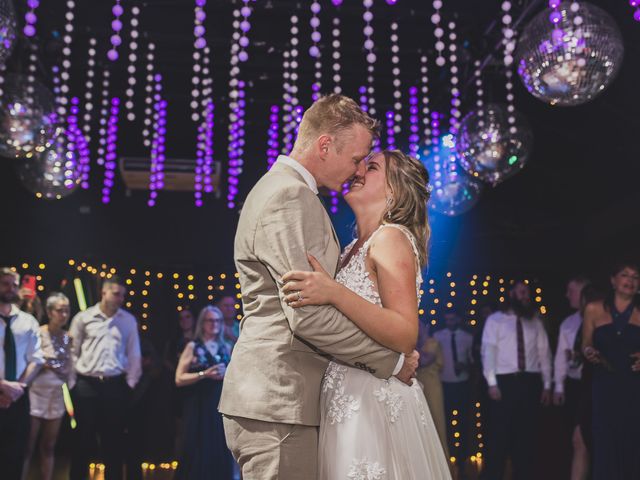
(223, 415), (318, 480)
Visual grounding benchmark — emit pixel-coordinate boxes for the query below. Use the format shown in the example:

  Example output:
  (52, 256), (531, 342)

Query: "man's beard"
(511, 297), (536, 319)
(0, 292), (19, 304)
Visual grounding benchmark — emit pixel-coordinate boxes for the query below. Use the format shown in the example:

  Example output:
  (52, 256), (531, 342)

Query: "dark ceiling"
(1, 0), (639, 279)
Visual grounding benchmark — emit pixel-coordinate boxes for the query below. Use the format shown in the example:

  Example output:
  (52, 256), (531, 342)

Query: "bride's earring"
(386, 197), (393, 219)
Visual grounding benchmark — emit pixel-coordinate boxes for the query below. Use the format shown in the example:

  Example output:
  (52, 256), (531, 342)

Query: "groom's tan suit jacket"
(219, 161), (400, 426)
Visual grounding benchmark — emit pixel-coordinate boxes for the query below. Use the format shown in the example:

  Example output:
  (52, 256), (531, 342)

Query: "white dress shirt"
(554, 311), (583, 394)
(69, 303), (142, 388)
(433, 327), (473, 383)
(276, 155), (405, 376)
(0, 304), (44, 380)
(481, 311), (552, 389)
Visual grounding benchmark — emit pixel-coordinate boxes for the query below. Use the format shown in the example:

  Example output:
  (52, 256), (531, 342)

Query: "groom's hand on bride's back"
(395, 350), (420, 385)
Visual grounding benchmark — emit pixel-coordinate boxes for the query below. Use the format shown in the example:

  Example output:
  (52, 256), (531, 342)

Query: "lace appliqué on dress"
(324, 362), (361, 425)
(347, 458), (387, 480)
(373, 383), (404, 424)
(412, 385), (428, 427)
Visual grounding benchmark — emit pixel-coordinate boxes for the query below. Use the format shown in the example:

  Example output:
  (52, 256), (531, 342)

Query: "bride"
(282, 150), (452, 479)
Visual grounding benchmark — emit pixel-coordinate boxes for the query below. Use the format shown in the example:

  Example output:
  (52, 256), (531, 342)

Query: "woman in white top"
(22, 293), (73, 480)
(283, 150), (451, 479)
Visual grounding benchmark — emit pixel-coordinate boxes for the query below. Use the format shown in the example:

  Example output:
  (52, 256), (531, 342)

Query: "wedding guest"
(434, 309), (473, 462)
(553, 276), (590, 480)
(0, 268), (44, 480)
(69, 276), (142, 480)
(582, 261), (640, 479)
(417, 320), (449, 460)
(215, 295), (239, 344)
(22, 293), (73, 480)
(165, 308), (196, 369)
(481, 280), (552, 480)
(175, 306), (234, 480)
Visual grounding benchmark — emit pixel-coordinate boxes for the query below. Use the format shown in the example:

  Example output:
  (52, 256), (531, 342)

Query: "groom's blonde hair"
(294, 94), (380, 152)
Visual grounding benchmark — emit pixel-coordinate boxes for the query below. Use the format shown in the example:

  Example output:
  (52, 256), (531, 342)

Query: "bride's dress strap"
(365, 223), (423, 289)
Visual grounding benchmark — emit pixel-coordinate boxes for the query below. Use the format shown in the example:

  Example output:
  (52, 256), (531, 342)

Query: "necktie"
(2, 315), (17, 381)
(516, 317), (525, 372)
(451, 331), (461, 376)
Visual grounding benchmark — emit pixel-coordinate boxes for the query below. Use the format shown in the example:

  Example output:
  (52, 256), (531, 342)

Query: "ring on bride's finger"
(297, 291), (303, 302)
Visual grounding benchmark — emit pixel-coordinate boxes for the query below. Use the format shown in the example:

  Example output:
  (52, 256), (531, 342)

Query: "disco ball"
(456, 104), (534, 186)
(515, 1), (624, 106)
(424, 133), (484, 216)
(429, 169), (483, 217)
(0, 74), (60, 159)
(0, 0), (17, 66)
(15, 133), (81, 200)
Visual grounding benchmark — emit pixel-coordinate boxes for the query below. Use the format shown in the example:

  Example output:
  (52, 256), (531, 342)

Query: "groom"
(220, 94), (419, 479)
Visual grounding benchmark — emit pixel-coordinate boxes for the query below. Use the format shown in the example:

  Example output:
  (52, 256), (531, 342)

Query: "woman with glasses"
(175, 306), (234, 480)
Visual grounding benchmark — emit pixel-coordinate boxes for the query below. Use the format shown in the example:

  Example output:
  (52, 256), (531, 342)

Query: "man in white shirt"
(481, 280), (552, 480)
(69, 276), (141, 480)
(553, 276), (590, 480)
(0, 268), (44, 480)
(434, 309), (473, 462)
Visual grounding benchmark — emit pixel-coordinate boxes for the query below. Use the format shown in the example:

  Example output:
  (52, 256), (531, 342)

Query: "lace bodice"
(335, 223), (423, 306)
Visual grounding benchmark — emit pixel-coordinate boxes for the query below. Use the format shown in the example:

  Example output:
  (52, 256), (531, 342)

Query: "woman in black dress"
(175, 306), (234, 480)
(582, 261), (640, 480)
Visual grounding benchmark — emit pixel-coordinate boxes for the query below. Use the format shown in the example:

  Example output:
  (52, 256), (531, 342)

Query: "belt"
(78, 373), (126, 383)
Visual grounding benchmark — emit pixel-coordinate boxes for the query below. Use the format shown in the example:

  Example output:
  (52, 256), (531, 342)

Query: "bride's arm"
(282, 228), (419, 354)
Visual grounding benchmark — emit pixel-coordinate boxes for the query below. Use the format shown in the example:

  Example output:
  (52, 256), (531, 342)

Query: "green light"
(74, 278), (87, 311)
(508, 155), (518, 166)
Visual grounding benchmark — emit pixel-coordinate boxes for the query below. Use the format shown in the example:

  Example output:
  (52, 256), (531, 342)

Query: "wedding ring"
(297, 291), (303, 302)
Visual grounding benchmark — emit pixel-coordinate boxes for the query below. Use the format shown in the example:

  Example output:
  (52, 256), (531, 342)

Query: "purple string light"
(227, 80), (246, 209)
(101, 97), (120, 204)
(310, 1), (322, 101)
(631, 0), (640, 22)
(108, 0), (124, 61)
(362, 0), (376, 115)
(194, 98), (213, 205)
(68, 97), (90, 189)
(386, 110), (396, 150)
(202, 101), (214, 195)
(267, 105), (280, 170)
(23, 0), (40, 37)
(238, 0), (252, 62)
(148, 95), (167, 207)
(474, 60), (486, 131)
(358, 85), (367, 112)
(330, 191), (339, 214)
(408, 86), (419, 156)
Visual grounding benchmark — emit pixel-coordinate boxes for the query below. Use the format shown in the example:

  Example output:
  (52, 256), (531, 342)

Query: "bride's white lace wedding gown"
(318, 224), (452, 480)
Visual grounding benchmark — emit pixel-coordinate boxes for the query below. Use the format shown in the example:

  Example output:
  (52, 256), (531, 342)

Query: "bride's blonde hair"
(380, 150), (431, 268)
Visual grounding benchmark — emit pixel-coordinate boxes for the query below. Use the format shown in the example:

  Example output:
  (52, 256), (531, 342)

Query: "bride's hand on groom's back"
(394, 350), (420, 385)
(282, 253), (337, 307)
